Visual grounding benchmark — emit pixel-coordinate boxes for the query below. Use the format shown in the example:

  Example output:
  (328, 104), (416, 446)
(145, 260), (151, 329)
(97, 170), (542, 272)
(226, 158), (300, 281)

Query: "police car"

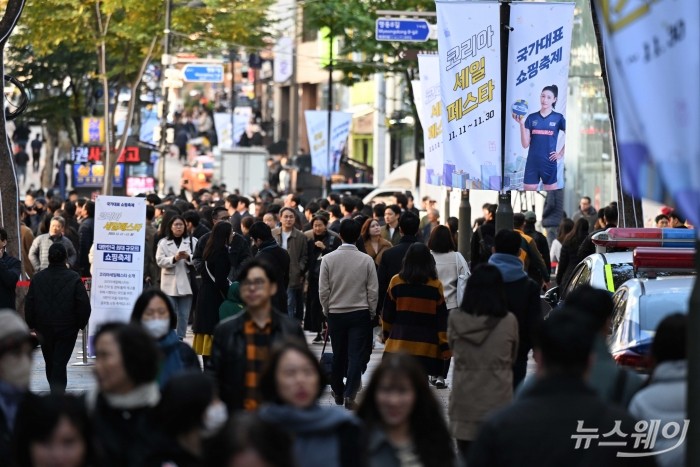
(544, 228), (695, 308)
(609, 247), (695, 371)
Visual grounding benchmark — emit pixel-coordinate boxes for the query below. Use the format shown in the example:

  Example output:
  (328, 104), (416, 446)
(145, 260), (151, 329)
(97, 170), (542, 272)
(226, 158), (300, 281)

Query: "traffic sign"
(182, 64), (224, 83)
(375, 18), (431, 42)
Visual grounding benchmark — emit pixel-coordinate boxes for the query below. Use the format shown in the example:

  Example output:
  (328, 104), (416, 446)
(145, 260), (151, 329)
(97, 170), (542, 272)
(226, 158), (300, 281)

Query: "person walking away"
(272, 208), (308, 322)
(0, 309), (34, 461)
(304, 215), (341, 342)
(249, 222), (290, 316)
(219, 282), (245, 321)
(0, 227), (21, 309)
(541, 189), (564, 247)
(193, 222), (233, 367)
(361, 218), (392, 265)
(555, 218), (589, 287)
(522, 211), (550, 278)
(88, 323), (161, 467)
(30, 133), (42, 173)
(13, 145), (29, 187)
(78, 201), (95, 277)
(358, 353), (458, 467)
(25, 243), (91, 393)
(258, 341), (363, 467)
(629, 314), (687, 467)
(448, 264), (518, 462)
(513, 213), (550, 289)
(28, 216), (77, 272)
(488, 230), (542, 389)
(468, 311), (655, 467)
(428, 225), (470, 389)
(382, 243), (450, 382)
(156, 215), (197, 340)
(130, 289), (200, 388)
(319, 219), (378, 410)
(549, 218), (574, 277)
(208, 260), (305, 412)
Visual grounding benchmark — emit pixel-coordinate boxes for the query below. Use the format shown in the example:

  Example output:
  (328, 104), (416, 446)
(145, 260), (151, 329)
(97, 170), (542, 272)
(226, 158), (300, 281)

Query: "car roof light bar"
(592, 228), (696, 249)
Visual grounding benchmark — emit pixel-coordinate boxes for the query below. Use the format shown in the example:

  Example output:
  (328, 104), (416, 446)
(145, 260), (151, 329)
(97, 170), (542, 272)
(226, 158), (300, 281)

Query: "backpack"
(478, 226), (495, 260)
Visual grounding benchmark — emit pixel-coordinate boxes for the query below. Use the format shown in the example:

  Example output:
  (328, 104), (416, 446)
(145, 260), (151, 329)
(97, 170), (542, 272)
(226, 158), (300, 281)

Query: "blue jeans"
(169, 295), (192, 339)
(287, 287), (304, 321)
(328, 310), (372, 400)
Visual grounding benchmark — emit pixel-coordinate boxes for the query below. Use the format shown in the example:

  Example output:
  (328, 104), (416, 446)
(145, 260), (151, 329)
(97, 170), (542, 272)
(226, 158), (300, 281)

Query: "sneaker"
(331, 391), (344, 406)
(344, 397), (358, 411)
(435, 377), (447, 389)
(429, 376), (437, 386)
(312, 333), (323, 344)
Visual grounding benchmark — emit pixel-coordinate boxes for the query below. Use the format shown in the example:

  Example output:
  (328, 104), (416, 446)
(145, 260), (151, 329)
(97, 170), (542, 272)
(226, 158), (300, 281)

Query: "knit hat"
(524, 211), (537, 222)
(0, 309), (30, 354)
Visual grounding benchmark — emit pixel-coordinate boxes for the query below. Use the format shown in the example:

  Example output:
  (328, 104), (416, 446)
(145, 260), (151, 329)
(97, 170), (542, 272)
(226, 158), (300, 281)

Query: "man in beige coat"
(272, 207), (308, 321)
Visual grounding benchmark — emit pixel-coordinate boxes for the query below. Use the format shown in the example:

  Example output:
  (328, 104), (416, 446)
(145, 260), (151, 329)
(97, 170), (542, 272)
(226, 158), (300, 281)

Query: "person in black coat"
(78, 201), (95, 277)
(25, 243), (90, 393)
(556, 218), (589, 287)
(577, 205), (618, 263)
(249, 222), (290, 316)
(468, 312), (656, 467)
(376, 212), (421, 314)
(208, 259), (305, 412)
(470, 203), (497, 267)
(0, 227), (21, 309)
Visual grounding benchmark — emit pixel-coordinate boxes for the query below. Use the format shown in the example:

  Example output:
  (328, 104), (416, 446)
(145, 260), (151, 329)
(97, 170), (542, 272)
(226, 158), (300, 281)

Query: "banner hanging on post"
(304, 110), (352, 178)
(504, 2), (575, 192)
(593, 0), (700, 226)
(417, 54), (444, 186)
(436, 1), (501, 191)
(214, 107), (253, 149)
(88, 196), (146, 355)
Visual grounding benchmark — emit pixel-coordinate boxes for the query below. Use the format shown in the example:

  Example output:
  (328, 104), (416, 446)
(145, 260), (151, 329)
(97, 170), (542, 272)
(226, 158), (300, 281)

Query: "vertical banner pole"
(496, 1), (513, 233)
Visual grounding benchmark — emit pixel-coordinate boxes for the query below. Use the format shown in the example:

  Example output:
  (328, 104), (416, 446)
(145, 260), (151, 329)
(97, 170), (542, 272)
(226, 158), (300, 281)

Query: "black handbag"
(319, 323), (333, 385)
(187, 237), (201, 298)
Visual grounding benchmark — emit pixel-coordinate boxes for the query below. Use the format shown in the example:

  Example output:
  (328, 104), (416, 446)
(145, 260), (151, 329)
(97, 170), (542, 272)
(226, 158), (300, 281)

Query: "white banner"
(593, 0), (700, 225)
(89, 196), (146, 353)
(213, 107), (253, 149)
(274, 36), (294, 83)
(417, 54), (444, 186)
(436, 1), (501, 190)
(304, 110), (353, 178)
(504, 3), (575, 191)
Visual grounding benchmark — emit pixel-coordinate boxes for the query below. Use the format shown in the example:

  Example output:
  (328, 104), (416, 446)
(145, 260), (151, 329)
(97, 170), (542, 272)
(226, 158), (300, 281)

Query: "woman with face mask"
(258, 340), (363, 467)
(357, 353), (457, 467)
(13, 393), (91, 467)
(130, 289), (200, 388)
(88, 322), (161, 467)
(147, 372), (227, 467)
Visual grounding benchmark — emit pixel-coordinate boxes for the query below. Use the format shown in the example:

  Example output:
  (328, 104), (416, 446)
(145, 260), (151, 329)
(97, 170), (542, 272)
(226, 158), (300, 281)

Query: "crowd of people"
(0, 185), (688, 466)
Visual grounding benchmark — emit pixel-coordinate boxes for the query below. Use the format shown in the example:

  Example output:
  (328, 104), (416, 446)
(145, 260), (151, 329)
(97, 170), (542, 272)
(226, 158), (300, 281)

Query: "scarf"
(158, 330), (185, 388)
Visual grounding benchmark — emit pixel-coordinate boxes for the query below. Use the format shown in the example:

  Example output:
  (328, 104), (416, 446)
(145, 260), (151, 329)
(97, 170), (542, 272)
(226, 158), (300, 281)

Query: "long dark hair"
(357, 354), (455, 467)
(556, 218), (575, 243)
(563, 218), (589, 247)
(399, 243), (437, 284)
(461, 264), (508, 317)
(165, 215), (186, 240)
(204, 221), (232, 260)
(259, 339), (325, 404)
(130, 289), (177, 330)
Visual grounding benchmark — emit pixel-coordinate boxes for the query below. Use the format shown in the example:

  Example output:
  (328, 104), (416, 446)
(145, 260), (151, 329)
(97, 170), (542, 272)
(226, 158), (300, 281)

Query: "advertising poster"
(88, 196), (146, 353)
(213, 107), (253, 149)
(436, 1), (501, 190)
(304, 110), (352, 178)
(417, 54), (444, 186)
(73, 163), (125, 188)
(593, 0), (700, 226)
(504, 3), (575, 191)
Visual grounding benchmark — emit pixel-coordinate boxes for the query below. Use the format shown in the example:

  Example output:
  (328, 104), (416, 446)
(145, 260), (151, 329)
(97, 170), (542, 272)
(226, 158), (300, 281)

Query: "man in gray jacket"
(28, 216), (77, 272)
(272, 207), (308, 321)
(319, 219), (378, 410)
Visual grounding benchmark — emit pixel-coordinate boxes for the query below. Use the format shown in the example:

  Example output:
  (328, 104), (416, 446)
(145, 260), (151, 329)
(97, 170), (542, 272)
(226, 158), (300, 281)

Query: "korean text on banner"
(436, 1), (501, 191)
(418, 54), (444, 186)
(88, 196), (146, 353)
(213, 107), (253, 149)
(304, 111), (352, 178)
(504, 2), (574, 192)
(593, 0), (700, 226)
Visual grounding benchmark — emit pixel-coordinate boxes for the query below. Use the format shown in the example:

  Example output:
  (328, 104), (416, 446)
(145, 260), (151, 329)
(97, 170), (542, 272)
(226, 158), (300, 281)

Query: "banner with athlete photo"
(417, 54), (444, 186)
(504, 2), (575, 191)
(593, 0), (700, 227)
(304, 110), (352, 178)
(89, 196), (146, 354)
(436, 1), (501, 190)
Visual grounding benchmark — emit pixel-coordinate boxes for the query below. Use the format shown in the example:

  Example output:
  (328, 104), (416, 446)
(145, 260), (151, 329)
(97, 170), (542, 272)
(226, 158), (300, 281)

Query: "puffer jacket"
(25, 264), (90, 329)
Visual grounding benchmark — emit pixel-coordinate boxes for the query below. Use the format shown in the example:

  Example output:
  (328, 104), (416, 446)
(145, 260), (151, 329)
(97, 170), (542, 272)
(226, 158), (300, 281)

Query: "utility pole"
(495, 1), (513, 233)
(289, 0), (299, 162)
(158, 0), (173, 195)
(373, 69), (387, 185)
(325, 27), (333, 197)
(229, 48), (237, 148)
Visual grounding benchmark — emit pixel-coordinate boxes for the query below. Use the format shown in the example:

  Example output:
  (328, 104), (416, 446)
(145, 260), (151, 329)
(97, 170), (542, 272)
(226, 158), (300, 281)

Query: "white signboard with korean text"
(417, 54), (444, 186)
(504, 2), (575, 191)
(88, 196), (146, 353)
(436, 1), (501, 190)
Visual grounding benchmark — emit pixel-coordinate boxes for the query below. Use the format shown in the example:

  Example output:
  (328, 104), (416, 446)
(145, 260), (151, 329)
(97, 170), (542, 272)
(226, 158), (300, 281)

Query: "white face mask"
(0, 352), (31, 389)
(201, 402), (228, 438)
(142, 318), (171, 339)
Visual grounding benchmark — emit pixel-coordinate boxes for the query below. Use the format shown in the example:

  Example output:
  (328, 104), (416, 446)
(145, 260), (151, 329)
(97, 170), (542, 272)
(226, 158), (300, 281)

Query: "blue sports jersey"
(524, 111), (566, 158)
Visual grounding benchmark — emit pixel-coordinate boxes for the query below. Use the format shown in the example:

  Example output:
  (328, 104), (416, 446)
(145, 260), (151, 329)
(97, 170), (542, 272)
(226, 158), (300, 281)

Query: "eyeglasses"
(241, 278), (268, 289)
